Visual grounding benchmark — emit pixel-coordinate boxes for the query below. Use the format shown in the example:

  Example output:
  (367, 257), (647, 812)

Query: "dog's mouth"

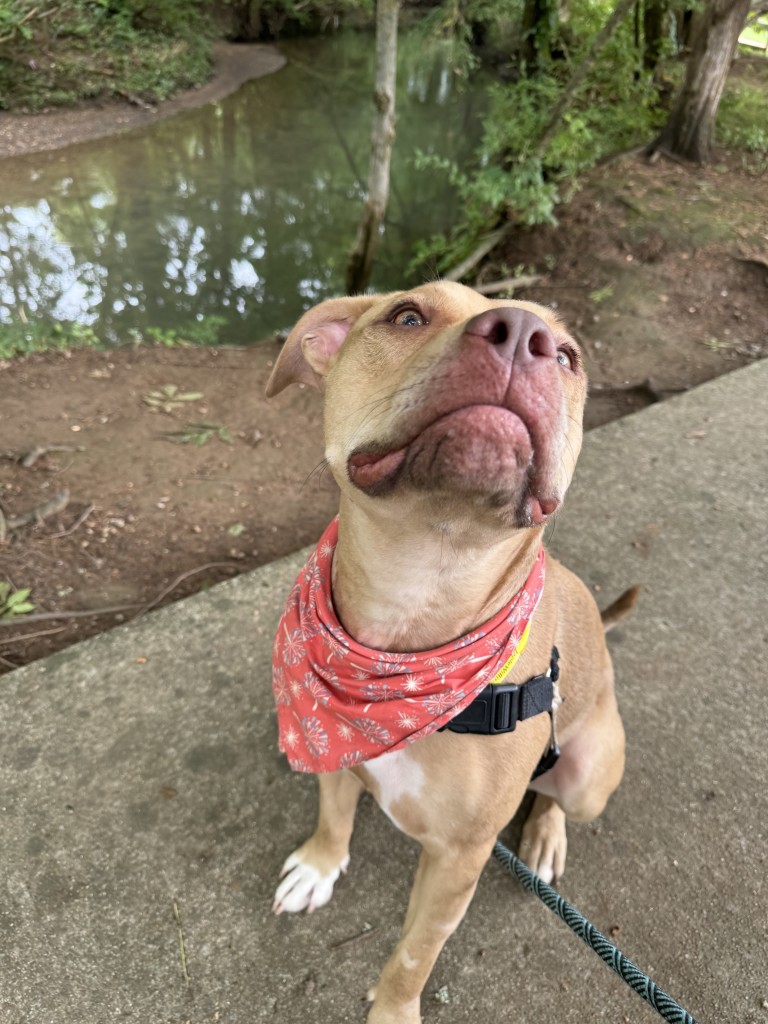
(348, 403), (529, 492)
(347, 445), (408, 490)
(346, 403), (558, 525)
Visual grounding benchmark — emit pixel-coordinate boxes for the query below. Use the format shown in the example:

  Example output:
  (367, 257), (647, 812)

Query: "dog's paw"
(272, 849), (349, 914)
(519, 798), (567, 886)
(367, 995), (421, 1024)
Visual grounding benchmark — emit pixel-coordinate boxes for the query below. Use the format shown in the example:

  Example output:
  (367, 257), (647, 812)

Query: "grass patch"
(0, 320), (102, 359)
(0, 315), (228, 360)
(718, 81), (768, 155)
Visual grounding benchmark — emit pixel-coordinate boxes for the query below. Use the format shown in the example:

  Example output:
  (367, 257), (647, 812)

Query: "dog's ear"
(265, 295), (381, 397)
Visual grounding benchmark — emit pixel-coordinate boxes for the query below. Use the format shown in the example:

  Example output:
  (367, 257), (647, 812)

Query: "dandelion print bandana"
(272, 518), (546, 773)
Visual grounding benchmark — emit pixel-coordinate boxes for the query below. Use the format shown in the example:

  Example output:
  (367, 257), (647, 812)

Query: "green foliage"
(738, 19), (768, 53)
(718, 83), (768, 155)
(589, 284), (614, 304)
(0, 315), (228, 360)
(140, 317), (227, 348)
(0, 319), (101, 359)
(400, 1), (480, 79)
(0, 0), (214, 111)
(0, 583), (35, 621)
(221, 0), (372, 41)
(162, 422), (234, 446)
(412, 0), (667, 276)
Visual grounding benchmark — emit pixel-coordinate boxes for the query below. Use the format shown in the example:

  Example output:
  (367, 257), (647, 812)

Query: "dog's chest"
(359, 748), (426, 830)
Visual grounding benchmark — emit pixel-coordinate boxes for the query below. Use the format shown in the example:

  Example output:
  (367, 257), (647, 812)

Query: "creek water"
(0, 33), (487, 343)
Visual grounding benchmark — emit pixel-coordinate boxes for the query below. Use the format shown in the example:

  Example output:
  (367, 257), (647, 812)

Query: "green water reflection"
(0, 34), (487, 343)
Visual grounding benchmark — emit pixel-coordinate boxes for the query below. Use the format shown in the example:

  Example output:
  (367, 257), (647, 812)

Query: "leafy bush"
(0, 319), (101, 359)
(0, 315), (228, 359)
(0, 0), (214, 111)
(718, 82), (768, 155)
(412, 29), (665, 275)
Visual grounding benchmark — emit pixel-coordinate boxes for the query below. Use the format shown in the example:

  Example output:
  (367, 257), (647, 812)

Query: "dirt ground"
(1, 142), (767, 674)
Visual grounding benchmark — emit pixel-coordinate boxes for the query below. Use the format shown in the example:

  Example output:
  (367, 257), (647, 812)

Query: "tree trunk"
(649, 0), (750, 163)
(519, 0), (558, 73)
(346, 0), (400, 294)
(675, 7), (695, 52)
(643, 0), (668, 72)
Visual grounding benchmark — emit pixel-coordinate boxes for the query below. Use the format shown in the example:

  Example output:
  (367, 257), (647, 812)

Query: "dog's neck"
(331, 498), (543, 653)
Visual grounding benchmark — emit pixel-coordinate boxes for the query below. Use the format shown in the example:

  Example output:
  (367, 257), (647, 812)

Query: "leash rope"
(493, 840), (699, 1024)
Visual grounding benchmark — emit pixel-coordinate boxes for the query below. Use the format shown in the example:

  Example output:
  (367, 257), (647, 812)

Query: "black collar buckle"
(439, 647), (562, 779)
(441, 679), (523, 735)
(440, 647), (561, 738)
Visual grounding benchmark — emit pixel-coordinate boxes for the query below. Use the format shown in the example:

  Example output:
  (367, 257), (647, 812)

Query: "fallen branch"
(0, 560), (241, 629)
(20, 444), (84, 468)
(0, 604), (140, 628)
(445, 227), (509, 283)
(6, 489), (70, 531)
(50, 504), (96, 539)
(330, 924), (379, 950)
(474, 274), (544, 296)
(644, 145), (692, 168)
(0, 625), (66, 645)
(115, 88), (156, 111)
(136, 561), (240, 616)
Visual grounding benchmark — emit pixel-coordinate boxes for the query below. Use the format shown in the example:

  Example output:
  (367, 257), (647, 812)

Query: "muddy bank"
(0, 42), (286, 160)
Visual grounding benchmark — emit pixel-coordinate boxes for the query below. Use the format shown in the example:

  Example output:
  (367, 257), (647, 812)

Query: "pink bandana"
(272, 519), (546, 773)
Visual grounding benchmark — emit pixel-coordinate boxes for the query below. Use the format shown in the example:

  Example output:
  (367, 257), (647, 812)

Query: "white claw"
(272, 850), (349, 914)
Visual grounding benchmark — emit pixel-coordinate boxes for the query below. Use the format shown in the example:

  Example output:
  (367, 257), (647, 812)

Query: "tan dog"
(266, 281), (625, 1023)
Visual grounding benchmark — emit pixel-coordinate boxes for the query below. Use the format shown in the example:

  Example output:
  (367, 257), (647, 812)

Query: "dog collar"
(272, 518), (547, 774)
(441, 646), (562, 779)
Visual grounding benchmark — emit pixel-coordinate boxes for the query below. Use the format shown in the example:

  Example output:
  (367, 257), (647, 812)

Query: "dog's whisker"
(300, 459), (331, 492)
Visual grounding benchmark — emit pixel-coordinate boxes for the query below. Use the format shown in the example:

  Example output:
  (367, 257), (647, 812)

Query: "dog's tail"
(601, 585), (641, 633)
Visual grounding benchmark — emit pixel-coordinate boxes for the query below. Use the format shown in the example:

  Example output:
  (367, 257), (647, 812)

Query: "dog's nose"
(464, 307), (557, 366)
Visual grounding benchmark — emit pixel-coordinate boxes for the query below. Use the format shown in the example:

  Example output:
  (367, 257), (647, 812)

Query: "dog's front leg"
(367, 839), (494, 1024)
(273, 769), (364, 914)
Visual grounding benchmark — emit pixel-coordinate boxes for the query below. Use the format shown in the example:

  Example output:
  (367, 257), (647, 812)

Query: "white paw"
(272, 850), (349, 914)
(519, 815), (567, 886)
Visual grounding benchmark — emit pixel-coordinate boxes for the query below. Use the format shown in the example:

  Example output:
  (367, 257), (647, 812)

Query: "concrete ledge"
(2, 360), (767, 1023)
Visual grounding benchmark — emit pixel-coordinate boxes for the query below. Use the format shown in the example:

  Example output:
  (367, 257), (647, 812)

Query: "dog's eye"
(556, 348), (575, 370)
(392, 308), (427, 328)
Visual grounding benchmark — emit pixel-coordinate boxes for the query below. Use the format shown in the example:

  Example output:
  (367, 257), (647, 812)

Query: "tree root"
(19, 444), (84, 468)
(4, 489), (70, 532)
(0, 560), (240, 628)
(50, 504), (95, 539)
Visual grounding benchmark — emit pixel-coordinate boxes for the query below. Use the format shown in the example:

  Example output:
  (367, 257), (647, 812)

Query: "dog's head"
(267, 281), (586, 531)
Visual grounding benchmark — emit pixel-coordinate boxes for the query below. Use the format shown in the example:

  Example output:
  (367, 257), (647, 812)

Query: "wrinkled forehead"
(357, 281), (566, 334)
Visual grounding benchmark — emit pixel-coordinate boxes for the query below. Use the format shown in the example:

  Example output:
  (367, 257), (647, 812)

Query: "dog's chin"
(346, 406), (560, 527)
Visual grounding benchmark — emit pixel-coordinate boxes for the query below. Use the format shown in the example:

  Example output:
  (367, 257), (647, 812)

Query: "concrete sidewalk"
(2, 361), (766, 1024)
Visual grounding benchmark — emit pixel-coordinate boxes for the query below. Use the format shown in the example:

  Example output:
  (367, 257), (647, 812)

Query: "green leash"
(493, 840), (699, 1024)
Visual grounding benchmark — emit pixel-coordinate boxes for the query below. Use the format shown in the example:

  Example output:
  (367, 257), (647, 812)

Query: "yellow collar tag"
(489, 620), (531, 686)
